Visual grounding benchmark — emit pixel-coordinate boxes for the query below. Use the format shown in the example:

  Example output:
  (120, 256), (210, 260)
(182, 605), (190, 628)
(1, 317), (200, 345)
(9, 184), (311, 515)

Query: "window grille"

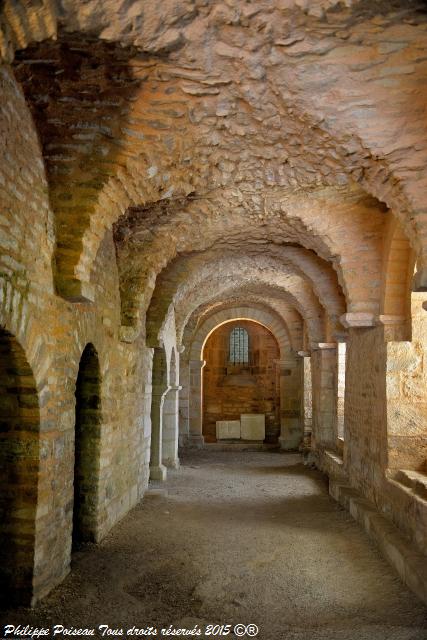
(229, 327), (249, 364)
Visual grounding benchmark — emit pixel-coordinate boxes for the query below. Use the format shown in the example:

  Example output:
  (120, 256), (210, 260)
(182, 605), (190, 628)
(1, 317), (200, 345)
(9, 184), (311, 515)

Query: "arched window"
(229, 327), (249, 364)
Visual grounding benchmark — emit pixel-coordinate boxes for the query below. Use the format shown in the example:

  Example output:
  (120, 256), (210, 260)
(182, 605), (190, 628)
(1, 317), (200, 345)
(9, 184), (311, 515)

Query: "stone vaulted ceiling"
(2, 0), (427, 347)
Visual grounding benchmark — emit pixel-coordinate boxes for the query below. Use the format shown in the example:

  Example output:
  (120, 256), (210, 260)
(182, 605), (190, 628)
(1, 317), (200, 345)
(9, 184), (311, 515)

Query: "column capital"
(340, 312), (376, 328)
(297, 350), (311, 357)
(310, 342), (337, 350)
(152, 383), (169, 397)
(376, 314), (407, 326)
(189, 359), (205, 368)
(275, 358), (298, 368)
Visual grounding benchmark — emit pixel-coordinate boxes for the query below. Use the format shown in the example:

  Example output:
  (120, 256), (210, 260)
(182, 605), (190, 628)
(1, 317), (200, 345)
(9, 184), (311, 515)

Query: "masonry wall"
(318, 325), (427, 556)
(0, 64), (153, 604)
(344, 328), (388, 503)
(202, 321), (280, 442)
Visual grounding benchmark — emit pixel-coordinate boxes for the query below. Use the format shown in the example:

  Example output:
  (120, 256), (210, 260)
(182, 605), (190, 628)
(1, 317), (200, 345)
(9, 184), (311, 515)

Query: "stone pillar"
(298, 351), (312, 439)
(336, 342), (347, 440)
(178, 358), (190, 447)
(188, 359), (205, 447)
(277, 354), (303, 450)
(150, 385), (168, 481)
(150, 347), (168, 482)
(311, 343), (337, 450)
(162, 385), (181, 469)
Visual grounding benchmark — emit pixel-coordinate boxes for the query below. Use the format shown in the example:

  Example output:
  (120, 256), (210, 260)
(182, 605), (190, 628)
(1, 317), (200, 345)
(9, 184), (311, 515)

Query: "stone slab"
(240, 414), (265, 441)
(216, 420), (241, 440)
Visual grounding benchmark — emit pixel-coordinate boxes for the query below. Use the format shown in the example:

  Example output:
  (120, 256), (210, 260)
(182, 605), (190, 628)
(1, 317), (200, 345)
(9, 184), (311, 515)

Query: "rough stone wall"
(343, 328), (388, 503)
(1, 0), (427, 605)
(202, 321), (280, 442)
(0, 65), (154, 604)
(386, 294), (427, 471)
(311, 346), (338, 450)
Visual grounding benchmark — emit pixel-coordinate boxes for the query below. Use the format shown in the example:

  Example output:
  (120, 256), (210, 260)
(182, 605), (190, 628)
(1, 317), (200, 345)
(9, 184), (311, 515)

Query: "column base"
(150, 464), (167, 482)
(187, 434), (205, 448)
(163, 458), (180, 469)
(279, 436), (301, 451)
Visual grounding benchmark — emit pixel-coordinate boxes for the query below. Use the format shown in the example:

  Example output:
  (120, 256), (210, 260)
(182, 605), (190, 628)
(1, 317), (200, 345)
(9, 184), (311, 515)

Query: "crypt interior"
(0, 0), (427, 636)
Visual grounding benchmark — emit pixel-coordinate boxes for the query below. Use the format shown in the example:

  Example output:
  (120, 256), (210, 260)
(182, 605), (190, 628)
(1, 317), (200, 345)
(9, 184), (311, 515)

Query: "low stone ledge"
(392, 469), (427, 501)
(330, 481), (427, 605)
(324, 449), (344, 466)
(316, 448), (348, 484)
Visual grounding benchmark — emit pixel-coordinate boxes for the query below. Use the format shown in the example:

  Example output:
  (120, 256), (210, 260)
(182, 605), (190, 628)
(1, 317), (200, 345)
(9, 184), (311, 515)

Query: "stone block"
(216, 420), (241, 440)
(240, 414), (265, 441)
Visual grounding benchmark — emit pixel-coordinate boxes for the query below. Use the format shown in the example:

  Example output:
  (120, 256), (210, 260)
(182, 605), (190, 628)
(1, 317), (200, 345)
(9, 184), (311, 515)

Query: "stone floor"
(1, 451), (426, 640)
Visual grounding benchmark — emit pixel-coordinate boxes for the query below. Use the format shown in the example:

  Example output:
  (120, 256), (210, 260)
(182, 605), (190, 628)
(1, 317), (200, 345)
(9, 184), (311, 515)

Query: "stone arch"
(0, 0), (57, 63)
(6, 1), (427, 306)
(180, 305), (300, 448)
(73, 343), (102, 547)
(118, 187), (383, 341)
(145, 248), (345, 346)
(189, 307), (292, 362)
(381, 216), (416, 342)
(0, 327), (40, 605)
(174, 276), (325, 347)
(183, 299), (304, 355)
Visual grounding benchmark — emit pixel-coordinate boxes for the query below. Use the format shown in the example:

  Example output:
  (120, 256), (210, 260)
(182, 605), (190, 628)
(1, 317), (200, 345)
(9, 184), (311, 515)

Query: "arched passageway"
(73, 343), (101, 547)
(1, 0), (427, 618)
(0, 329), (39, 605)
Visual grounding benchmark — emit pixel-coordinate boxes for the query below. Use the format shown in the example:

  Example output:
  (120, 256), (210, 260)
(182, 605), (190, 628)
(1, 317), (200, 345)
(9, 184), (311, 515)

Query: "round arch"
(0, 327), (40, 605)
(188, 306), (293, 362)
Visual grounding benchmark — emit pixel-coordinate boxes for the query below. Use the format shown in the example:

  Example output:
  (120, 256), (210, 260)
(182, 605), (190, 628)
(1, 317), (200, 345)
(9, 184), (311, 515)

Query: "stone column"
(178, 358), (190, 447)
(150, 347), (169, 482)
(336, 342), (347, 441)
(277, 354), (303, 450)
(310, 342), (337, 450)
(162, 385), (181, 469)
(188, 359), (205, 447)
(150, 384), (169, 481)
(298, 351), (312, 440)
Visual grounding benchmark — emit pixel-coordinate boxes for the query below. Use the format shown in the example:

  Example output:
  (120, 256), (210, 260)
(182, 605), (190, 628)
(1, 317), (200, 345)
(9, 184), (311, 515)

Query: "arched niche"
(0, 328), (40, 605)
(73, 343), (102, 547)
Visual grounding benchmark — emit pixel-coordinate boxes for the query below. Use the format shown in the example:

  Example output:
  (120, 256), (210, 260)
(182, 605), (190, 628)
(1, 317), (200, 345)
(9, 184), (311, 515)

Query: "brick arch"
(188, 306), (292, 362)
(0, 0), (56, 62)
(146, 252), (328, 348)
(183, 299), (303, 355)
(5, 1), (427, 305)
(120, 188), (384, 341)
(0, 327), (40, 606)
(380, 216), (416, 341)
(145, 247), (345, 346)
(173, 273), (325, 347)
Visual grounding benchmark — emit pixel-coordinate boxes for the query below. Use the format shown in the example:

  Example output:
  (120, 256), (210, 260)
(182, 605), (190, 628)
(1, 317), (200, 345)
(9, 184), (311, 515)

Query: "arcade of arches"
(0, 0), (427, 623)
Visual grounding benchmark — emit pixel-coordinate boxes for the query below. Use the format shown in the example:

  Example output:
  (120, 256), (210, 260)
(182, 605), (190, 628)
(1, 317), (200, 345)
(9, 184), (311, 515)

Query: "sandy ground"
(1, 451), (426, 640)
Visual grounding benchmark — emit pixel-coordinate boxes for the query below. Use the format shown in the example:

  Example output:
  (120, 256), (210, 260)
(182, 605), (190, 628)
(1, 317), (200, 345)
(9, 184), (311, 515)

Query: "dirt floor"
(1, 451), (426, 640)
